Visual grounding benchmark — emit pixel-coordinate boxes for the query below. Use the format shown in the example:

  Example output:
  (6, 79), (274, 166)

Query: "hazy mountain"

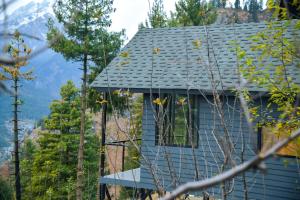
(0, 0), (81, 154)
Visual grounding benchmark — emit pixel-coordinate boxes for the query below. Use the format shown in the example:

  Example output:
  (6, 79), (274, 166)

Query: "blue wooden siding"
(139, 93), (300, 199)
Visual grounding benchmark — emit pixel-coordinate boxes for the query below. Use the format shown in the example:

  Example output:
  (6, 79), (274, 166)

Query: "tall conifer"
(47, 1), (114, 199)
(0, 30), (33, 200)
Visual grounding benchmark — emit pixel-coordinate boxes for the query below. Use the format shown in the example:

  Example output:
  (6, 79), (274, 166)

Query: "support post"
(105, 185), (112, 200)
(122, 141), (125, 172)
(100, 92), (107, 200)
(147, 190), (153, 200)
(140, 188), (146, 200)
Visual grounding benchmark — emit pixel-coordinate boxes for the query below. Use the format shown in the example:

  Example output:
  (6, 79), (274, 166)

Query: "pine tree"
(20, 139), (36, 200)
(167, 11), (180, 27)
(234, 0), (241, 9)
(175, 0), (217, 26)
(0, 177), (13, 200)
(20, 81), (99, 199)
(0, 30), (33, 200)
(87, 29), (125, 114)
(47, 1), (114, 199)
(148, 0), (167, 28)
(243, 3), (248, 11)
(44, 80), (81, 134)
(211, 0), (222, 8)
(259, 0), (263, 11)
(221, 0), (226, 8)
(248, 0), (259, 22)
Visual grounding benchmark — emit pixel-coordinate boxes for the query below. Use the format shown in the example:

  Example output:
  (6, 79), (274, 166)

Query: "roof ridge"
(138, 19), (299, 31)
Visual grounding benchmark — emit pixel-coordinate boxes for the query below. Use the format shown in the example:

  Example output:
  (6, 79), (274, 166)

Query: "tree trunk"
(13, 77), (21, 200)
(76, 52), (88, 200)
(98, 92), (107, 200)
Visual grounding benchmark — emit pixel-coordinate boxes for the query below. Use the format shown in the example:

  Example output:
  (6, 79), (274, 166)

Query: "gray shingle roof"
(91, 21), (300, 93)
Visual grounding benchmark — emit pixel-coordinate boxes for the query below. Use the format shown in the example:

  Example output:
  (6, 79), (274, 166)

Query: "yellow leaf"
(192, 39), (201, 49)
(153, 97), (166, 105)
(113, 89), (121, 95)
(177, 98), (186, 105)
(96, 99), (108, 105)
(153, 48), (160, 55)
(120, 51), (129, 58)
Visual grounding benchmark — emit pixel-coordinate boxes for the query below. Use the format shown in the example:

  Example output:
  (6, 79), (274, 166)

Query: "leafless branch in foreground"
(161, 127), (300, 200)
(0, 32), (42, 40)
(0, 36), (59, 65)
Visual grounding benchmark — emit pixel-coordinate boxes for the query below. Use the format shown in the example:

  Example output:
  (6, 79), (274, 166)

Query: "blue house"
(91, 21), (300, 199)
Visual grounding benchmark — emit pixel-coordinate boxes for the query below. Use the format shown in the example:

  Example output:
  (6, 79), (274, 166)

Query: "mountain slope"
(0, 0), (81, 156)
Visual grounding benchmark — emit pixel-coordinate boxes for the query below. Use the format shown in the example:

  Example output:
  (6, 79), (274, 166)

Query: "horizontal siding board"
(140, 164), (299, 188)
(137, 94), (300, 199)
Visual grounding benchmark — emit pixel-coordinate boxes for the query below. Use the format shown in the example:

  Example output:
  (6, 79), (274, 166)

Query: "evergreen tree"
(87, 29), (126, 115)
(0, 30), (33, 200)
(221, 0), (226, 8)
(20, 139), (36, 200)
(0, 177), (13, 200)
(211, 0), (222, 8)
(167, 11), (180, 27)
(259, 0), (263, 11)
(234, 0), (241, 9)
(175, 0), (217, 26)
(248, 0), (259, 22)
(44, 80), (81, 134)
(243, 3), (248, 11)
(148, 0), (167, 28)
(20, 81), (99, 200)
(47, 1), (114, 198)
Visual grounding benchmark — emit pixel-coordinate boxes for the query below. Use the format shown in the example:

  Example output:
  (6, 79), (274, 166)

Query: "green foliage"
(0, 177), (13, 200)
(234, 0), (241, 9)
(267, 0), (300, 19)
(211, 0), (223, 8)
(1, 30), (34, 200)
(20, 139), (36, 199)
(48, 0), (125, 114)
(0, 30), (33, 81)
(87, 29), (126, 114)
(174, 0), (217, 26)
(44, 81), (82, 134)
(167, 11), (181, 27)
(47, 0), (114, 60)
(148, 0), (168, 28)
(21, 132), (99, 200)
(20, 82), (99, 199)
(248, 0), (260, 22)
(238, 18), (300, 154)
(47, 2), (120, 196)
(243, 3), (248, 11)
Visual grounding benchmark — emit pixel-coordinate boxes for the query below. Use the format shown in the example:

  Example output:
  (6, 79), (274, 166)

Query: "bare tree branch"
(0, 32), (42, 40)
(0, 36), (59, 65)
(0, 0), (17, 11)
(161, 127), (300, 200)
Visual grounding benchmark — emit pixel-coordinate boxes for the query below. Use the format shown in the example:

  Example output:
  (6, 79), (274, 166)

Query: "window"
(258, 125), (299, 157)
(154, 94), (199, 147)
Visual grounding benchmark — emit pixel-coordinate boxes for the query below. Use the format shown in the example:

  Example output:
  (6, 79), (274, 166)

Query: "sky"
(6, 0), (257, 41)
(6, 0), (179, 41)
(110, 0), (179, 40)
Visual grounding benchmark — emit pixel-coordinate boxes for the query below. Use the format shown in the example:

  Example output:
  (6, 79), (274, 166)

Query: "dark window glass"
(154, 94), (198, 147)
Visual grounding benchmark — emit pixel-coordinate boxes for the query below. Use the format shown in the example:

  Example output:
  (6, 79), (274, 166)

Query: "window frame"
(154, 93), (199, 148)
(257, 124), (299, 158)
